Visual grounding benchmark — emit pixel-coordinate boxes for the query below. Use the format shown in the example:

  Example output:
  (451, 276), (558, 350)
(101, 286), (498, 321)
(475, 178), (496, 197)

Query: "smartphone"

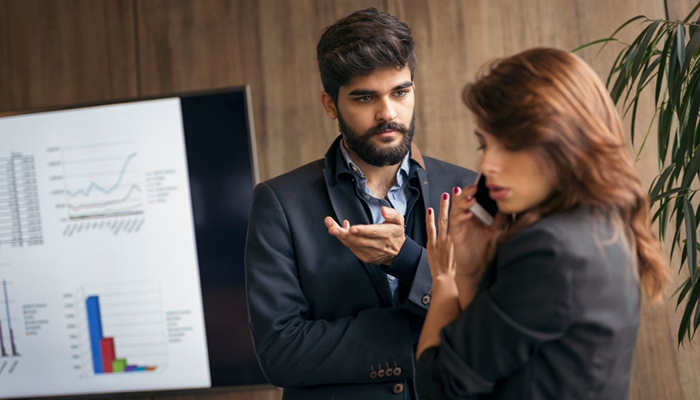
(469, 174), (498, 226)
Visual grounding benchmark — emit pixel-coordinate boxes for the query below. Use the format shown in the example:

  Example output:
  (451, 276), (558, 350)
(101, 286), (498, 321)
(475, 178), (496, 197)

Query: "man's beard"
(338, 111), (416, 167)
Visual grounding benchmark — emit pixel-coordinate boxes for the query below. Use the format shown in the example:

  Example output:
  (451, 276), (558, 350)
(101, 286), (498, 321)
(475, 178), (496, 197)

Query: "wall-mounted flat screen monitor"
(0, 86), (268, 398)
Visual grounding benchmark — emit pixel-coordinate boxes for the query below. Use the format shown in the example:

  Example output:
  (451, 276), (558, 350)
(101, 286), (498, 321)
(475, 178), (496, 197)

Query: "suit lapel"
(323, 169), (394, 306)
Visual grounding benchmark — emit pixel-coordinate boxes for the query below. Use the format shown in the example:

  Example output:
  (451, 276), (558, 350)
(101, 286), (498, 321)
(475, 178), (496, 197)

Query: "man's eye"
(395, 90), (407, 97)
(356, 96), (372, 103)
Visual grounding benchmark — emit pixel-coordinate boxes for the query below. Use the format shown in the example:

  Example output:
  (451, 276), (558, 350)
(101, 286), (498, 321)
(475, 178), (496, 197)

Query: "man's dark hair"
(317, 7), (417, 103)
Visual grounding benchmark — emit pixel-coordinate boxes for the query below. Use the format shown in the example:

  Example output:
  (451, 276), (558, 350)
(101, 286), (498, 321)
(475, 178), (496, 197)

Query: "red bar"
(100, 338), (116, 373)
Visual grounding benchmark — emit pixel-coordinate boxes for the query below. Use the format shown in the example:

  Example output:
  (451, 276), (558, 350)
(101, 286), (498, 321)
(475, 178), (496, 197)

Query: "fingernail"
(453, 186), (459, 194)
(428, 208), (433, 215)
(442, 193), (448, 200)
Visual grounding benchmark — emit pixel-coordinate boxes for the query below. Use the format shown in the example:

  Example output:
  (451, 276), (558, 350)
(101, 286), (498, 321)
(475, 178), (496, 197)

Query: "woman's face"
(476, 128), (558, 214)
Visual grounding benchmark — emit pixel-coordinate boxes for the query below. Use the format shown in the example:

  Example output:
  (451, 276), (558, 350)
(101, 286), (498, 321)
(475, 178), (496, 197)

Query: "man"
(245, 7), (475, 399)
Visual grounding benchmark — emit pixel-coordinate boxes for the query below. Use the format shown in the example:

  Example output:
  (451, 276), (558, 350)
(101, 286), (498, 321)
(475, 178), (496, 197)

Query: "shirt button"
(351, 165), (358, 173)
(388, 275), (395, 281)
(393, 383), (404, 394)
(421, 295), (430, 305)
(364, 194), (370, 200)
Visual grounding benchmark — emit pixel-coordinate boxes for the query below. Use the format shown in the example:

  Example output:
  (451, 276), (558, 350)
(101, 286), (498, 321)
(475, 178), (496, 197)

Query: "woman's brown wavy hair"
(462, 47), (669, 300)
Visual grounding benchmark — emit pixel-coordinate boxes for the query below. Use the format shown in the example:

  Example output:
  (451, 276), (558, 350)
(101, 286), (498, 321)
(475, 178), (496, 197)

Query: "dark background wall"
(1, 1), (698, 399)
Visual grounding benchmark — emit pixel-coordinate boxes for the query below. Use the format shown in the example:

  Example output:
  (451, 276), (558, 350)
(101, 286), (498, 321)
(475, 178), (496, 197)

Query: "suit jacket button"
(421, 295), (430, 305)
(393, 367), (402, 376)
(369, 371), (377, 379)
(378, 368), (385, 378)
(393, 383), (404, 394)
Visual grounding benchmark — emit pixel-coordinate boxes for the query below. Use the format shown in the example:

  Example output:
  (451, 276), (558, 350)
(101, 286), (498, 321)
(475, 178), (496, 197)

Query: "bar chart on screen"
(66, 282), (168, 378)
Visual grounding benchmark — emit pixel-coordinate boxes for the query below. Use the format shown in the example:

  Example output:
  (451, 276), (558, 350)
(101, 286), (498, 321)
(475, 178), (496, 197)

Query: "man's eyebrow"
(347, 81), (413, 96)
(348, 89), (376, 96)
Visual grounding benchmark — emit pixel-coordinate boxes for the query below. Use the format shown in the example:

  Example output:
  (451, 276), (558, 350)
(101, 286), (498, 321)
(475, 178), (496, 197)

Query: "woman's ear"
(320, 92), (338, 119)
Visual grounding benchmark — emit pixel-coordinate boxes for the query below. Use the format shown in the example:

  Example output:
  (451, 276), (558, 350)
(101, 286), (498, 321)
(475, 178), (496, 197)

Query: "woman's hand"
(448, 185), (499, 280)
(426, 193), (456, 282)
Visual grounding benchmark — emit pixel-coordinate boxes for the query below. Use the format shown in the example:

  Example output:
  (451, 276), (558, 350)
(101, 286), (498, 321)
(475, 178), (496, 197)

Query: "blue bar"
(86, 296), (104, 374)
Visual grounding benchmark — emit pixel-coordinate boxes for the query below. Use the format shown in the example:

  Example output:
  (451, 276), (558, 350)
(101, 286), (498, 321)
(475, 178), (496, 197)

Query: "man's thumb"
(381, 207), (402, 224)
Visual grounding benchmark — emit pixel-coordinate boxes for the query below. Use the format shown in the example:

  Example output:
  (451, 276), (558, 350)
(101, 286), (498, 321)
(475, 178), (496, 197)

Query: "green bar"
(112, 359), (127, 373)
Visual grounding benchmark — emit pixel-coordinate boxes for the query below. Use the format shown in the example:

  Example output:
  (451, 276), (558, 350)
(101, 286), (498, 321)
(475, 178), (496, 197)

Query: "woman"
(415, 48), (669, 400)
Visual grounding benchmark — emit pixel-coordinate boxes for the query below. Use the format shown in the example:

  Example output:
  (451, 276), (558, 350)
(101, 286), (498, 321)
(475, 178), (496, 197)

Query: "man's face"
(334, 67), (415, 167)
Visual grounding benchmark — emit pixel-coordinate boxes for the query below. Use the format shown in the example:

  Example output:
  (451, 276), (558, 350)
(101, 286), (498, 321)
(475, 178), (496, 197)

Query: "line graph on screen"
(48, 141), (146, 236)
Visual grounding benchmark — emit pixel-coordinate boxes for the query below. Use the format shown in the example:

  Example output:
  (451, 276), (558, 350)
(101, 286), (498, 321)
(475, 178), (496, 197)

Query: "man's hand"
(325, 207), (406, 265)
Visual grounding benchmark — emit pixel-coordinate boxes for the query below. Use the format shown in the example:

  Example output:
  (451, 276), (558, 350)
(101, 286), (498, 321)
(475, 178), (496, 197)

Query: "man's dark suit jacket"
(416, 206), (641, 400)
(245, 136), (475, 399)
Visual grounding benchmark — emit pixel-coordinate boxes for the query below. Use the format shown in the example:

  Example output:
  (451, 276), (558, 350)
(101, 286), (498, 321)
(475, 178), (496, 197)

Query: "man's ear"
(320, 92), (338, 119)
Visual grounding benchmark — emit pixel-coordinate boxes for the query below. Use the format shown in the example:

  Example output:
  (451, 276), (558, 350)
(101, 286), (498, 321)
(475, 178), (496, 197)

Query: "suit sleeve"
(384, 235), (432, 317)
(245, 182), (416, 388)
(415, 227), (574, 399)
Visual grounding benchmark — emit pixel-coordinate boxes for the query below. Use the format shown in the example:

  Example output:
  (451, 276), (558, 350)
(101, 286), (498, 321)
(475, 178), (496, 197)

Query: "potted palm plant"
(575, 3), (700, 344)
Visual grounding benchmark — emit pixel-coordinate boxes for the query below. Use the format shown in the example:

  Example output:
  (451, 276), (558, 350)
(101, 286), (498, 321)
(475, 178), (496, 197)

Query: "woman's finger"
(426, 207), (436, 244)
(462, 183), (477, 197)
(451, 195), (476, 216)
(438, 193), (450, 240)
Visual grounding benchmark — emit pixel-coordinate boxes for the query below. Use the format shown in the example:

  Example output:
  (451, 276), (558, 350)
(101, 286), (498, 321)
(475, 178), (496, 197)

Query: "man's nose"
(375, 98), (397, 122)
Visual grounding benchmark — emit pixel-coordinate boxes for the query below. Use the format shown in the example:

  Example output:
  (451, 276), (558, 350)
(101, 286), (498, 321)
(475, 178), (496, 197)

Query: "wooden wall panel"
(136, 0), (263, 96)
(256, 0), (383, 179)
(0, 0), (137, 112)
(156, 386), (281, 400)
(136, 0), (383, 181)
(666, 0), (699, 20)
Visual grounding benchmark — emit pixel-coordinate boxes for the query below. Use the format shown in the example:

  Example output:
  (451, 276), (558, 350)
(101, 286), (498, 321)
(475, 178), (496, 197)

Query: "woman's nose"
(479, 149), (500, 175)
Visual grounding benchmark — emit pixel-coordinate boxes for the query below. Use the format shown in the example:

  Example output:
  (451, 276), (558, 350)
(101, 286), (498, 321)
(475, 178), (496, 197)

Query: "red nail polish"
(442, 193), (448, 200)
(428, 208), (433, 215)
(453, 186), (459, 194)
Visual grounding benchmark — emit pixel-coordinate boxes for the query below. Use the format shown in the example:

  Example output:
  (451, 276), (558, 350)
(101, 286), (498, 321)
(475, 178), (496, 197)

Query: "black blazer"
(245, 137), (475, 399)
(416, 206), (641, 400)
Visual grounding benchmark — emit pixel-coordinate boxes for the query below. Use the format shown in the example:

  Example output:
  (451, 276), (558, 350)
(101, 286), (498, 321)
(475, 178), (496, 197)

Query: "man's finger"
(381, 206), (404, 225)
(325, 216), (348, 237)
(349, 224), (395, 238)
